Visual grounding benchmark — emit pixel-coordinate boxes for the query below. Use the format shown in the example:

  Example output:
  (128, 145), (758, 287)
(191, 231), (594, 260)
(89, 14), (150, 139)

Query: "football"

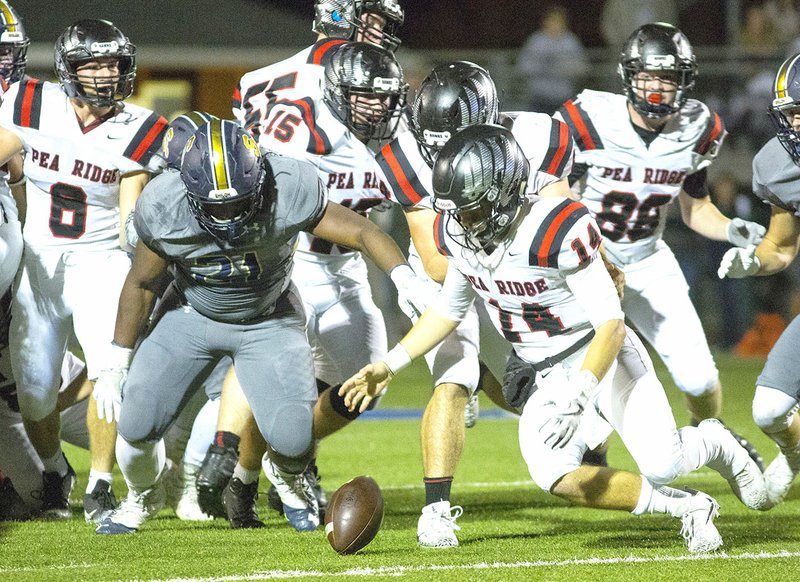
(324, 476), (384, 554)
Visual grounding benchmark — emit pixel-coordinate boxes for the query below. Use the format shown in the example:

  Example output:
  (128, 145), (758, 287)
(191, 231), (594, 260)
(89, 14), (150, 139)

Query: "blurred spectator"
(601, 0), (678, 48)
(738, 4), (782, 57)
(764, 0), (800, 46)
(516, 6), (588, 114)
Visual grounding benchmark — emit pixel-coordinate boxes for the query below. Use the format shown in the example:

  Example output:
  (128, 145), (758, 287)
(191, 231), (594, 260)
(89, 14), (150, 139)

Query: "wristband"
(389, 264), (414, 287)
(383, 343), (412, 375)
(108, 342), (134, 369)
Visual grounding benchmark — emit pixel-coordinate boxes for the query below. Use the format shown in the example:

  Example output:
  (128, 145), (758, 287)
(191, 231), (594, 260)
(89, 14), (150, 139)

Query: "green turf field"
(2, 353), (799, 581)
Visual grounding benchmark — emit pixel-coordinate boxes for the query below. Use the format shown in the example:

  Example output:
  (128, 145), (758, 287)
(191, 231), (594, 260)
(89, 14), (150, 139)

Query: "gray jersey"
(752, 137), (800, 216)
(135, 157), (327, 323)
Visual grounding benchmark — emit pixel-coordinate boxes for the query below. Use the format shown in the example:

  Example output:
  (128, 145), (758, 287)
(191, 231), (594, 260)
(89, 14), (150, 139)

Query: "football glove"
(717, 245), (761, 279)
(93, 343), (133, 423)
(726, 218), (765, 248)
(389, 264), (430, 322)
(538, 369), (598, 449)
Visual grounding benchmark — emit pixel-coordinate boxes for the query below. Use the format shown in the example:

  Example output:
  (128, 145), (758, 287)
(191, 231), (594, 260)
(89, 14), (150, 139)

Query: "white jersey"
(0, 78), (167, 251)
(554, 89), (725, 264)
(434, 197), (623, 366)
(236, 42), (391, 264)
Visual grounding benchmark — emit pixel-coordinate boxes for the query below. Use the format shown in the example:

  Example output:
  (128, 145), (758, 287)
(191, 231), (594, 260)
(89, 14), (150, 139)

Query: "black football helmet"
(181, 119), (267, 242)
(0, 2), (28, 85)
(161, 111), (219, 170)
(619, 23), (696, 119)
(324, 41), (408, 143)
(411, 61), (499, 166)
(769, 52), (800, 166)
(432, 124), (529, 252)
(54, 19), (136, 108)
(313, 0), (404, 51)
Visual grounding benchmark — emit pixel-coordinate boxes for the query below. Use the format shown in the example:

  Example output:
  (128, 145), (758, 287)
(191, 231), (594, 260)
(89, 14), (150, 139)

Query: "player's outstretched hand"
(718, 245), (760, 279)
(727, 218), (766, 248)
(339, 362), (393, 413)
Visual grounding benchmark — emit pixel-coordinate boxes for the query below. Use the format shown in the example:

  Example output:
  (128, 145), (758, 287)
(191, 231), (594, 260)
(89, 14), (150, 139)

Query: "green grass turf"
(2, 353), (800, 581)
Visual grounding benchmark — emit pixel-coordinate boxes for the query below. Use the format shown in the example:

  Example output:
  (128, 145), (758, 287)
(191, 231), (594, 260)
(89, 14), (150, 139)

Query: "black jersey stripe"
(376, 140), (431, 207)
(123, 112), (169, 165)
(557, 99), (603, 152)
(13, 78), (43, 129)
(529, 200), (588, 268)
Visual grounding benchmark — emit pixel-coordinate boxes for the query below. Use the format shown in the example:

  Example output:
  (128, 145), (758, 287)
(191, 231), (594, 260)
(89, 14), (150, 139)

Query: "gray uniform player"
(718, 52), (800, 508)
(94, 120), (419, 534)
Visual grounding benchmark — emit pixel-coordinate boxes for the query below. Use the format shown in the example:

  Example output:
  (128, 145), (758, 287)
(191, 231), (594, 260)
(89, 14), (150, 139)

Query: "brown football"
(324, 476), (384, 554)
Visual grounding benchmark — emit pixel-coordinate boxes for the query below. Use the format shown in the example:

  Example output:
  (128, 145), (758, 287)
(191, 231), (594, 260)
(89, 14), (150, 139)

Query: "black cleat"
(196, 444), (238, 518)
(223, 477), (264, 529)
(83, 480), (118, 524)
(39, 455), (76, 519)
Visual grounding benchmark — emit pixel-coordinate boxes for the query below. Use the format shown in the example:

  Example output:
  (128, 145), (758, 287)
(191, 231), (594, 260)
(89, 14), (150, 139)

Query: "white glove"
(390, 264), (431, 322)
(93, 343), (133, 423)
(717, 245), (761, 279)
(726, 218), (766, 248)
(538, 369), (598, 449)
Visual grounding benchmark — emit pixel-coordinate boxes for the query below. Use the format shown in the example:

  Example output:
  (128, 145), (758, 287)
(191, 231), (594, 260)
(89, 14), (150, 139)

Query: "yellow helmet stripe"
(209, 119), (229, 191)
(0, 3), (15, 30)
(775, 54), (800, 99)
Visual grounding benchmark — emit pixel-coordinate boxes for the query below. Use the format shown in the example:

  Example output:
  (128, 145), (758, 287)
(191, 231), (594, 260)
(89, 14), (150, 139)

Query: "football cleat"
(464, 393), (479, 429)
(83, 480), (118, 524)
(679, 491), (722, 554)
(96, 480), (165, 534)
(698, 419), (768, 510)
(268, 463), (327, 520)
(175, 463), (213, 521)
(196, 444), (238, 518)
(262, 457), (319, 532)
(417, 500), (462, 548)
(764, 448), (800, 507)
(724, 425), (766, 473)
(223, 477), (264, 529)
(39, 455), (76, 519)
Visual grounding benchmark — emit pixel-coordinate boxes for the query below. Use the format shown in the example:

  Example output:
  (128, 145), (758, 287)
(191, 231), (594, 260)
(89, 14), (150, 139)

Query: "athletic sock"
(42, 450), (68, 476)
(233, 463), (259, 485)
(86, 470), (114, 493)
(214, 431), (240, 451)
(424, 476), (453, 506)
(632, 478), (694, 517)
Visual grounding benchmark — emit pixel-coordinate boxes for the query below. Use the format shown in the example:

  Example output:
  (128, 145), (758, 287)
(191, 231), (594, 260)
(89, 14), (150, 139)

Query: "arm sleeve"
(431, 264), (475, 322)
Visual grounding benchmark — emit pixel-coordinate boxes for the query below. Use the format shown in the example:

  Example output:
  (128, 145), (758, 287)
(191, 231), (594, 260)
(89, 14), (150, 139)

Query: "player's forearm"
(396, 308), (459, 360)
(113, 281), (155, 348)
(356, 220), (407, 274)
(754, 238), (799, 275)
(580, 318), (626, 382)
(680, 197), (729, 241)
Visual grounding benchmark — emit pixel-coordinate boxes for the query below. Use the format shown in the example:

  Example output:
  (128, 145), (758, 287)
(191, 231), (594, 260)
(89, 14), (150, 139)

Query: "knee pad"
(638, 457), (685, 486)
(16, 385), (58, 422)
(264, 401), (314, 460)
(752, 385), (799, 434)
(675, 373), (719, 398)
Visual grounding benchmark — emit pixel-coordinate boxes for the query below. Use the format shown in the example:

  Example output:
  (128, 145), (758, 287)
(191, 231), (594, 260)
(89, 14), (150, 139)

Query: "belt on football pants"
(527, 329), (596, 372)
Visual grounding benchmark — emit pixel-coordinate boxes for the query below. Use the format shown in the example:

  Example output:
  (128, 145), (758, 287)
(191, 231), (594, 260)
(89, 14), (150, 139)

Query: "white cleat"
(96, 481), (165, 534)
(464, 393), (479, 429)
(262, 457), (319, 532)
(698, 418), (768, 510)
(764, 451), (800, 508)
(679, 492), (723, 554)
(417, 500), (462, 548)
(175, 463), (213, 521)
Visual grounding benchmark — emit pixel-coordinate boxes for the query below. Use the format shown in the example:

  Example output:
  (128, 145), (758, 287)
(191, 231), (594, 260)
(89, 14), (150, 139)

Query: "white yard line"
(150, 551), (800, 581)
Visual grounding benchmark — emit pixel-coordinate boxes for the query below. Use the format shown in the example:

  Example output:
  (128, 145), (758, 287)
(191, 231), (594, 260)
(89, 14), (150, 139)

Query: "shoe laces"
(90, 484), (116, 507)
(680, 497), (718, 543)
(432, 504), (463, 532)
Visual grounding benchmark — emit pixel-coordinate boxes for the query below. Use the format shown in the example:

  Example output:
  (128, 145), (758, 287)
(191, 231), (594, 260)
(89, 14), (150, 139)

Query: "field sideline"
(1, 353), (799, 581)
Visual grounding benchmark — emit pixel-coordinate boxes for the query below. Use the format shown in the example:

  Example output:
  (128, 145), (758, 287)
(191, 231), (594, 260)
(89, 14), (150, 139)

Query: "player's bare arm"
(404, 206), (448, 283)
(113, 240), (168, 349)
(118, 171), (150, 251)
(537, 177), (573, 199)
(677, 189), (732, 240)
(310, 200), (407, 274)
(0, 125), (22, 168)
(723, 205), (800, 279)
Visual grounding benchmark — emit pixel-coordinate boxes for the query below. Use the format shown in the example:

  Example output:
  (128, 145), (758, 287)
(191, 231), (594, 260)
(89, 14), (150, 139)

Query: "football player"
(94, 119), (423, 534)
(375, 60), (576, 547)
(341, 125), (768, 554)
(0, 19), (167, 522)
(554, 23), (765, 466)
(718, 52), (800, 508)
(197, 0), (406, 522)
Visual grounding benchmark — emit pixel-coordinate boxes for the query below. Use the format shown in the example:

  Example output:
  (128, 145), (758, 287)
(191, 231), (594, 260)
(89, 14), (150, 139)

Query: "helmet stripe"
(775, 54), (800, 99)
(209, 119), (228, 190)
(183, 110), (213, 129)
(0, 3), (15, 30)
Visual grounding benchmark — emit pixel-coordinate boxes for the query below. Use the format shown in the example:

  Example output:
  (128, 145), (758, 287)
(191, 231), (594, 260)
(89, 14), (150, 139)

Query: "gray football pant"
(117, 297), (317, 469)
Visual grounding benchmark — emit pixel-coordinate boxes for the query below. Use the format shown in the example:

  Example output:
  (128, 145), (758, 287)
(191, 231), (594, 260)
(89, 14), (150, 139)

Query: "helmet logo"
(373, 76), (400, 91)
(241, 133), (259, 154)
(90, 40), (119, 54)
(643, 54), (675, 68)
(434, 198), (457, 211)
(184, 134), (196, 153)
(0, 31), (23, 43)
(162, 127), (174, 156)
(422, 129), (450, 146)
(208, 187), (238, 200)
